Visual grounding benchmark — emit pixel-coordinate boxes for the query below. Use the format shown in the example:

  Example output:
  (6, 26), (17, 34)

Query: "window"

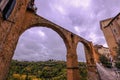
(0, 0), (9, 11)
(113, 29), (118, 35)
(0, 0), (16, 20)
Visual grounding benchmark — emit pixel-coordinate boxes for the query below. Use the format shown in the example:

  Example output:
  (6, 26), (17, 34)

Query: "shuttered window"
(0, 0), (9, 12)
(0, 0), (16, 20)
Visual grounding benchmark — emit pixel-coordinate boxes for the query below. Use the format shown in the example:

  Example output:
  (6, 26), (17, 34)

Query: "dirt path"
(96, 63), (120, 80)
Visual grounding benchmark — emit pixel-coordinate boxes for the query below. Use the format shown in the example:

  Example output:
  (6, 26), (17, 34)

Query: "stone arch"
(76, 38), (99, 80)
(78, 40), (92, 63)
(18, 13), (70, 50)
(0, 14), (70, 80)
(12, 13), (70, 79)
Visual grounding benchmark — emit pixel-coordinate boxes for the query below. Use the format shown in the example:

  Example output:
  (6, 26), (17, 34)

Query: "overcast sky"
(13, 0), (120, 61)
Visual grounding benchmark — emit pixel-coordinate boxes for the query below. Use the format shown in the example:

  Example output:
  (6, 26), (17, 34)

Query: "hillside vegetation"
(7, 60), (87, 80)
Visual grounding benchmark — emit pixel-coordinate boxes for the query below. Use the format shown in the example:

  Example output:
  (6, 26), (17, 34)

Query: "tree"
(99, 55), (112, 68)
(99, 55), (108, 64)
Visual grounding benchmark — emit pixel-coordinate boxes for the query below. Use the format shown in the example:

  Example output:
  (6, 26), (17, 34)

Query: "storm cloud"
(13, 0), (120, 61)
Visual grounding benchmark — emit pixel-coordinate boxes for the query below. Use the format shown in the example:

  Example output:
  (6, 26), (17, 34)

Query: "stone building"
(94, 45), (111, 62)
(100, 13), (120, 59)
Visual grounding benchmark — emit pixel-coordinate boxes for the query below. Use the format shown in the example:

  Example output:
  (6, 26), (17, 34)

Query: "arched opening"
(7, 27), (67, 80)
(77, 42), (87, 80)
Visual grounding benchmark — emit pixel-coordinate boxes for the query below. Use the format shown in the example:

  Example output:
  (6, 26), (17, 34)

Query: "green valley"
(7, 60), (87, 80)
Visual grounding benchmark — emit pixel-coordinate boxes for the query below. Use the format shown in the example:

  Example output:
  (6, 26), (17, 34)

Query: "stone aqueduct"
(0, 0), (99, 80)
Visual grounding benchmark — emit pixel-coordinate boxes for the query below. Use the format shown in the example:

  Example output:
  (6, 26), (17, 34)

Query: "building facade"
(94, 45), (111, 62)
(100, 13), (120, 59)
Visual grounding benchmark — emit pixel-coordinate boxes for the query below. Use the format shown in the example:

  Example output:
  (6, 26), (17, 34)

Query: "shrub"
(105, 62), (112, 68)
(115, 61), (120, 69)
(99, 55), (112, 68)
(12, 74), (20, 79)
(99, 55), (108, 64)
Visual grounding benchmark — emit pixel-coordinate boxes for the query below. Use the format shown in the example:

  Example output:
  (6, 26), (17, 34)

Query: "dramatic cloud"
(13, 0), (120, 61)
